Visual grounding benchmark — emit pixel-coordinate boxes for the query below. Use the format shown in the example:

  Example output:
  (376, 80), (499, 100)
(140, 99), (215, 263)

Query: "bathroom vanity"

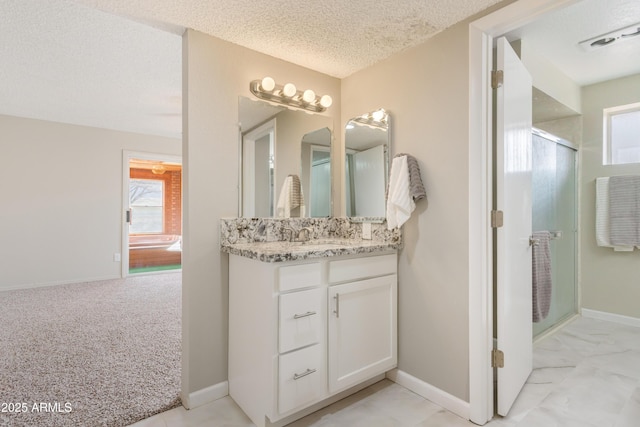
(222, 222), (399, 427)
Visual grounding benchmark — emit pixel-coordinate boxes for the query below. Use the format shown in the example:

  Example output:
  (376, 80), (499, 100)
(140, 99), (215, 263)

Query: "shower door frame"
(531, 127), (580, 339)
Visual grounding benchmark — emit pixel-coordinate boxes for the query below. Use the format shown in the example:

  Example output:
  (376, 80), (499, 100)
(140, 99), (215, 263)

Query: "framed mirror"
(238, 96), (333, 218)
(344, 109), (390, 221)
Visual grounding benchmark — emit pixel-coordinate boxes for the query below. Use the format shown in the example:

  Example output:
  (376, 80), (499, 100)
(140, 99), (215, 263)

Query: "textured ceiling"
(72, 0), (504, 78)
(508, 0), (640, 86)
(2, 0), (638, 138)
(0, 0), (182, 138)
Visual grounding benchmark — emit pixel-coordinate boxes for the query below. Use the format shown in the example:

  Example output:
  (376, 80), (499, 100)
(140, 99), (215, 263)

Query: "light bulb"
(372, 109), (385, 121)
(302, 89), (316, 103)
(283, 83), (297, 97)
(319, 95), (332, 108)
(260, 76), (275, 92)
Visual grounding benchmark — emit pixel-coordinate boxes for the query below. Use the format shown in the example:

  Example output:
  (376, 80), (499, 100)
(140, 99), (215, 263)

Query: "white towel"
(276, 176), (306, 218)
(386, 155), (415, 230)
(595, 177), (635, 251)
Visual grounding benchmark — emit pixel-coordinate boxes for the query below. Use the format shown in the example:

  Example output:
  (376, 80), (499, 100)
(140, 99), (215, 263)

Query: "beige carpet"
(0, 273), (181, 427)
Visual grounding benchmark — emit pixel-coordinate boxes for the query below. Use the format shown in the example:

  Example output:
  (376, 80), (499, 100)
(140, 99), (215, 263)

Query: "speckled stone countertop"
(222, 238), (400, 263)
(220, 217), (402, 263)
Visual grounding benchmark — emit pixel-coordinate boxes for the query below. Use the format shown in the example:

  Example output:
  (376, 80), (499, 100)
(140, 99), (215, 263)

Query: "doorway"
(468, 0), (578, 423)
(123, 151), (182, 276)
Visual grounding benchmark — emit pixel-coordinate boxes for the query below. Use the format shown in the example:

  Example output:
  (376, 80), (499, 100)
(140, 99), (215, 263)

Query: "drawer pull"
(293, 368), (317, 380)
(293, 311), (317, 319)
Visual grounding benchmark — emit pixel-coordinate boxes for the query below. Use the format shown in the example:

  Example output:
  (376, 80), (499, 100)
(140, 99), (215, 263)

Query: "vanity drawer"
(279, 288), (323, 353)
(278, 344), (324, 415)
(278, 262), (322, 292)
(328, 253), (397, 284)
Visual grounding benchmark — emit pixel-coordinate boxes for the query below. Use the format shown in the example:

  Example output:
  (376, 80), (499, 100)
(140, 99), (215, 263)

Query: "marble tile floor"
(130, 316), (640, 427)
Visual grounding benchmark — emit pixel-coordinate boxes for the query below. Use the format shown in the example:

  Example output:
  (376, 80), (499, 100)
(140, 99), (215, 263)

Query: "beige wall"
(580, 73), (640, 318)
(0, 115), (180, 290)
(273, 109), (333, 211)
(342, 20), (472, 401)
(181, 29), (340, 398)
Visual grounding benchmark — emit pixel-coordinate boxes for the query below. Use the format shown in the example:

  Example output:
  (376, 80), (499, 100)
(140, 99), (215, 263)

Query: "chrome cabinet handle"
(333, 293), (340, 318)
(293, 311), (317, 319)
(293, 368), (317, 380)
(529, 236), (540, 247)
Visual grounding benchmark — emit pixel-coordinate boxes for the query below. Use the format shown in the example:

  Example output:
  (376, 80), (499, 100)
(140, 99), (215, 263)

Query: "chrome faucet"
(297, 227), (313, 242)
(282, 225), (297, 242)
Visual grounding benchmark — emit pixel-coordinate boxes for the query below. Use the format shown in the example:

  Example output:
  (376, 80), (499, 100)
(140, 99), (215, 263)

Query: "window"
(129, 179), (164, 233)
(604, 102), (640, 165)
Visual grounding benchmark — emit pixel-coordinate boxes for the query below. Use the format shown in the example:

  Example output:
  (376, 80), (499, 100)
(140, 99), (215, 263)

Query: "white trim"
(1, 275), (121, 292)
(122, 150), (182, 278)
(386, 369), (470, 420)
(467, 0), (579, 424)
(182, 380), (229, 410)
(240, 119), (276, 217)
(581, 309), (640, 328)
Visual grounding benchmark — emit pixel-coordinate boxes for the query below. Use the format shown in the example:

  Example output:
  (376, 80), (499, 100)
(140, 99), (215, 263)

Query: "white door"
(353, 145), (386, 217)
(328, 275), (397, 393)
(495, 37), (533, 416)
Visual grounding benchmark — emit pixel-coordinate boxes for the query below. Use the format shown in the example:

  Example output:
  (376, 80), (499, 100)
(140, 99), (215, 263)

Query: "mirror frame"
(344, 108), (391, 222)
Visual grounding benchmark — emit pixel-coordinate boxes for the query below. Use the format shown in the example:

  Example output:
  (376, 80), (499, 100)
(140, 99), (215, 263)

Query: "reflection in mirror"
(301, 128), (332, 217)
(345, 109), (390, 220)
(239, 96), (333, 218)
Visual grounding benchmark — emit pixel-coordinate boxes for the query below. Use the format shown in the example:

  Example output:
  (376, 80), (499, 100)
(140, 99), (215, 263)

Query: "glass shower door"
(532, 130), (578, 337)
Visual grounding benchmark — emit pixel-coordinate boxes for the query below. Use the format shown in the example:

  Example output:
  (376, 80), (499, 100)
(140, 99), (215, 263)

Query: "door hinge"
(126, 210), (132, 223)
(491, 70), (504, 89)
(492, 349), (504, 368)
(491, 210), (504, 228)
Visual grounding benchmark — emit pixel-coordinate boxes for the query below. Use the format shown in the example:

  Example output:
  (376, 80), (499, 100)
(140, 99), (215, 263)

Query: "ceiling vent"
(579, 22), (640, 51)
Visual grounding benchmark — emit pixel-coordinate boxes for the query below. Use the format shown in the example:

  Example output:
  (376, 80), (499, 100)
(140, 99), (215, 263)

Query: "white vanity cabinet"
(328, 254), (398, 392)
(228, 250), (397, 427)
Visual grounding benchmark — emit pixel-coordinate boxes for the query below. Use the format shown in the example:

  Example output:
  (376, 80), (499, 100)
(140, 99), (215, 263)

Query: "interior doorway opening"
(123, 153), (182, 276)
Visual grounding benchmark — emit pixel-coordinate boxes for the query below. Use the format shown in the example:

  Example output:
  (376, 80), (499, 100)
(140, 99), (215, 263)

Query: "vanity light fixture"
(250, 77), (333, 113)
(579, 22), (640, 51)
(351, 108), (389, 130)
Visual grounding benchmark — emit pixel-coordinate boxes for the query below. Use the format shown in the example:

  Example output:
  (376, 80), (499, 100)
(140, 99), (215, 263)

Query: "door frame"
(467, 0), (579, 423)
(240, 119), (276, 217)
(122, 150), (183, 278)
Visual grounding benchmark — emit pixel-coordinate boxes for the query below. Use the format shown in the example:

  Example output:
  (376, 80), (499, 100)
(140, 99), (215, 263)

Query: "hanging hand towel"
(595, 177), (634, 251)
(276, 175), (305, 218)
(532, 231), (552, 323)
(386, 155), (414, 229)
(609, 175), (640, 248)
(395, 153), (426, 201)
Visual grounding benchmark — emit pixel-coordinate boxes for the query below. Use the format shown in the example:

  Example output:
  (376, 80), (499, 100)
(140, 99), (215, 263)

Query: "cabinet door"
(328, 274), (397, 393)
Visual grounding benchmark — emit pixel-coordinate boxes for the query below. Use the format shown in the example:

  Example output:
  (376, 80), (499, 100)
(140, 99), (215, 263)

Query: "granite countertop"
(221, 238), (400, 263)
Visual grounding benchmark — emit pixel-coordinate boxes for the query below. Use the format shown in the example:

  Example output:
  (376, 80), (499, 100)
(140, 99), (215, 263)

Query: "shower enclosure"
(531, 129), (578, 337)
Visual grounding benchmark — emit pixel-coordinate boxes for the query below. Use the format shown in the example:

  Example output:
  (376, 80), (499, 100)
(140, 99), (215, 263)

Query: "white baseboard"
(581, 309), (640, 328)
(386, 369), (470, 420)
(183, 381), (229, 410)
(1, 274), (122, 292)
